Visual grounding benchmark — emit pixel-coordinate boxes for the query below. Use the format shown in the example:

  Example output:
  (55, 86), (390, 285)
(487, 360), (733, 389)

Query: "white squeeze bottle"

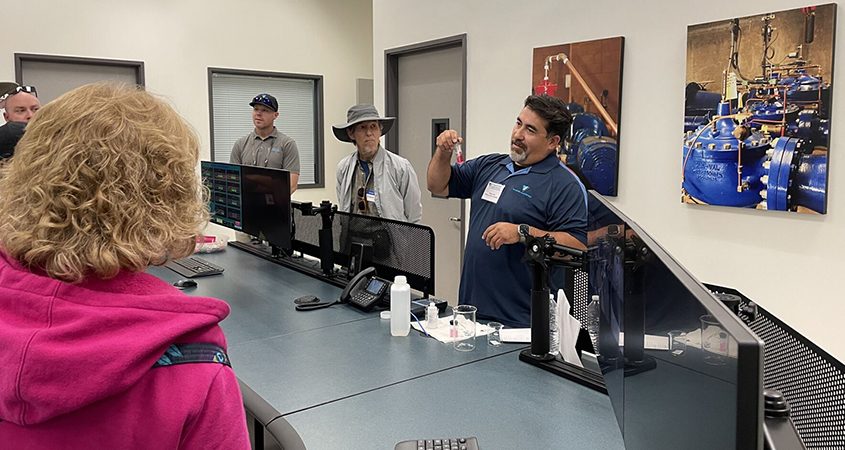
(390, 275), (411, 336)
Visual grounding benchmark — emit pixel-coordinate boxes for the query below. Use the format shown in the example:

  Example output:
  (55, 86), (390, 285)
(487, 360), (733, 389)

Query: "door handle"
(449, 217), (461, 222)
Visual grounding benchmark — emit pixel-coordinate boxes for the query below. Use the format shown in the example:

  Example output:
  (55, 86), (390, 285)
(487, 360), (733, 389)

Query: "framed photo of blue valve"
(532, 36), (624, 197)
(683, 4), (835, 214)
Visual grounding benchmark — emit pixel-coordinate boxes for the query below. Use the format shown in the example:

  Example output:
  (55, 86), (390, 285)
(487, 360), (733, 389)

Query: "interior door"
(396, 46), (464, 304)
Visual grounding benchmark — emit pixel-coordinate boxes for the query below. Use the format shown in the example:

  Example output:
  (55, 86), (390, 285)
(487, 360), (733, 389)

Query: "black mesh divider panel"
(571, 269), (590, 326)
(335, 212), (434, 295)
(707, 284), (845, 449)
(563, 267), (597, 356)
(562, 267), (591, 328)
(290, 209), (435, 296)
(290, 208), (324, 256)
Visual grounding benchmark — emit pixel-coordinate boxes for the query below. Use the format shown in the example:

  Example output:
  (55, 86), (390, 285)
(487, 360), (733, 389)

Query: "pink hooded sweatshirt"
(0, 252), (250, 449)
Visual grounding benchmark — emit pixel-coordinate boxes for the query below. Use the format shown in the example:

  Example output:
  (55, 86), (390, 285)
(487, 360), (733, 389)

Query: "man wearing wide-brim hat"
(333, 104), (422, 223)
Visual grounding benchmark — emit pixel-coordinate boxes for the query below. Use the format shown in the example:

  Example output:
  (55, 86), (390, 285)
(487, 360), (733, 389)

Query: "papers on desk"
(500, 328), (530, 343)
(617, 330), (738, 357)
(490, 290), (585, 369)
(618, 332), (670, 350)
(411, 317), (494, 344)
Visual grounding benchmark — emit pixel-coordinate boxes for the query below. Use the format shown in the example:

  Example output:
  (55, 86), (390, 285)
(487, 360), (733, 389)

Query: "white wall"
(373, 0), (845, 362)
(0, 0), (373, 225)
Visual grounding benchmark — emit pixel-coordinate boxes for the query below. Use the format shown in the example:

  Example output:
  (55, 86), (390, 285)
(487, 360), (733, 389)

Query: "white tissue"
(556, 289), (584, 368)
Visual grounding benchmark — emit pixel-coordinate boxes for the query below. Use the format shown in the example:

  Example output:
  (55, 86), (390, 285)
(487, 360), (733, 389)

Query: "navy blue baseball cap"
(249, 93), (278, 112)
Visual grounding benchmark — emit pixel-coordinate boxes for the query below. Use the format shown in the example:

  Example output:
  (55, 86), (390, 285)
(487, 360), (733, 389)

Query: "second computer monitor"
(202, 161), (291, 250)
(586, 192), (764, 449)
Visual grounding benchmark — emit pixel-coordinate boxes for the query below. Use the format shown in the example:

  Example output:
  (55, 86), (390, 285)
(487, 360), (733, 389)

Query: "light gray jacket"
(336, 146), (422, 223)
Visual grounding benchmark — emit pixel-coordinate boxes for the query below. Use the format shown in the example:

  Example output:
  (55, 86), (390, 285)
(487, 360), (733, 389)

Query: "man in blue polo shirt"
(427, 95), (587, 327)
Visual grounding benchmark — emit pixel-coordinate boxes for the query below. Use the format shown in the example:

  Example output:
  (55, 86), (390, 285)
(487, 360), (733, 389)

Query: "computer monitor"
(201, 161), (291, 250)
(586, 192), (764, 449)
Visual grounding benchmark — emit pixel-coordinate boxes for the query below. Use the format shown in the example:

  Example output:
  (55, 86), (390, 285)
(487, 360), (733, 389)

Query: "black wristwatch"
(518, 223), (530, 243)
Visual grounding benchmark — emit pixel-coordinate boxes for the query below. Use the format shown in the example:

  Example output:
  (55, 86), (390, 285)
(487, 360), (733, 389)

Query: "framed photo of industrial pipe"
(683, 4), (835, 214)
(532, 36), (624, 197)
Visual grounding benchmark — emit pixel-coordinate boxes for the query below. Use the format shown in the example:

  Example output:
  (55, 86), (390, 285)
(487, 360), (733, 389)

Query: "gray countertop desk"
(149, 247), (623, 449)
(148, 250), (369, 346)
(286, 354), (624, 450)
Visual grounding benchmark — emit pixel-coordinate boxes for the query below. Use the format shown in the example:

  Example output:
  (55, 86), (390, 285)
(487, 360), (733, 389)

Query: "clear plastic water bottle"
(587, 295), (601, 352)
(549, 295), (559, 356)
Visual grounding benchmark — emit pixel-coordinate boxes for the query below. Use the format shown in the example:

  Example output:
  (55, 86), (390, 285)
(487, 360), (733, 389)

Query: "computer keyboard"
(394, 436), (479, 450)
(164, 256), (224, 278)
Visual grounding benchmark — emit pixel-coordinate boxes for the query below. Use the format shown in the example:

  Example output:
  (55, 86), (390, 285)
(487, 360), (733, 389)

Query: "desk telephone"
(295, 266), (391, 311)
(341, 267), (392, 311)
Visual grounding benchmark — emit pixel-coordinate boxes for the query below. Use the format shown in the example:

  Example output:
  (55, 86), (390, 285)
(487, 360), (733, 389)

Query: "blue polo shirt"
(449, 152), (587, 328)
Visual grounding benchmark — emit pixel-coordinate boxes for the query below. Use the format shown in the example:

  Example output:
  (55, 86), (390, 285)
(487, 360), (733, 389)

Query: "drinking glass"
(487, 321), (503, 347)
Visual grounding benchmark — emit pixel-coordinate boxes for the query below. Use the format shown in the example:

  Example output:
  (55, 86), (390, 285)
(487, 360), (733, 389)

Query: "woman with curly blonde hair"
(0, 83), (249, 449)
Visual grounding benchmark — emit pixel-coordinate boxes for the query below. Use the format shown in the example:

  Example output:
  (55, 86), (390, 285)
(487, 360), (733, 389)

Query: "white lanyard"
(253, 136), (273, 167)
(253, 148), (269, 167)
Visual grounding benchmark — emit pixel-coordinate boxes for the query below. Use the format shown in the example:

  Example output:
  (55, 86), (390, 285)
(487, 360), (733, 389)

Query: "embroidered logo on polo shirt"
(512, 184), (532, 198)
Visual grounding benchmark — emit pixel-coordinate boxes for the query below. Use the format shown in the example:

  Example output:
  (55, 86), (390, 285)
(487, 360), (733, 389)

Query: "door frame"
(15, 53), (145, 86)
(384, 34), (467, 272)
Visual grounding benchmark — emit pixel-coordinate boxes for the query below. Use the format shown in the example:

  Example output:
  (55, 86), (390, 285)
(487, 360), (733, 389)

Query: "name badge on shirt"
(481, 181), (505, 204)
(366, 189), (377, 202)
(270, 145), (281, 153)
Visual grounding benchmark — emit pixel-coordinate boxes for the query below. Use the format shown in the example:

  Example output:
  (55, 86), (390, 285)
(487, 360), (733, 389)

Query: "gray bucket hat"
(332, 104), (395, 143)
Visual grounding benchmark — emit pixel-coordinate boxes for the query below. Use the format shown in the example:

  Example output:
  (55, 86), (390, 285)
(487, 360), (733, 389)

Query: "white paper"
(500, 328), (531, 343)
(617, 330), (737, 357)
(617, 332), (670, 350)
(556, 289), (584, 368)
(411, 317), (492, 344)
(725, 72), (738, 100)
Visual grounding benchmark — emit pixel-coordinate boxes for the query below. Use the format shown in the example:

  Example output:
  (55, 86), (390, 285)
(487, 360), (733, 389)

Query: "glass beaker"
(700, 315), (728, 365)
(452, 305), (477, 351)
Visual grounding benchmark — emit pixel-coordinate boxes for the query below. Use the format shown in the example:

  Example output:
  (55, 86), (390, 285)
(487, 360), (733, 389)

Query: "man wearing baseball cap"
(230, 93), (301, 192)
(334, 104), (422, 223)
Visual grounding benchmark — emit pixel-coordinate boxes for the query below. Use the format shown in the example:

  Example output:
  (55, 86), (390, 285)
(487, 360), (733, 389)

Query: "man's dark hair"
(524, 94), (572, 142)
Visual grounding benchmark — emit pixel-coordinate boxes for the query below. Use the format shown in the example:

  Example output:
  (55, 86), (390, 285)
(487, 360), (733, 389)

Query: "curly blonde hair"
(0, 82), (208, 283)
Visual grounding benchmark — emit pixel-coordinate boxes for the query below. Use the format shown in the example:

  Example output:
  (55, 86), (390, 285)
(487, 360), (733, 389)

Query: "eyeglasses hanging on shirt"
(357, 160), (373, 212)
(357, 187), (368, 211)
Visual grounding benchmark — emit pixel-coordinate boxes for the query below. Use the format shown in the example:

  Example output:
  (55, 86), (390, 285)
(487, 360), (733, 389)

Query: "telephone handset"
(340, 266), (391, 311)
(295, 266), (390, 312)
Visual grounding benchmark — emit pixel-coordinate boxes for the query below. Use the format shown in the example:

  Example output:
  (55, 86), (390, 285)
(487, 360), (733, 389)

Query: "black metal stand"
(519, 234), (606, 393)
(228, 241), (348, 289)
(231, 199), (345, 288)
(529, 266), (550, 357)
(622, 234), (657, 377)
(519, 349), (608, 394)
(292, 200), (337, 276)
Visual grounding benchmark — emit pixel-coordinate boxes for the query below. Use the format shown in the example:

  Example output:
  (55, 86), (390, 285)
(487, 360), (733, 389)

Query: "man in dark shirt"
(0, 84), (40, 159)
(427, 95), (588, 327)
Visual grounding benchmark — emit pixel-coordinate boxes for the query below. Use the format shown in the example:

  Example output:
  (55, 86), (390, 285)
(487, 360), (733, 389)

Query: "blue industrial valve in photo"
(682, 102), (827, 213)
(563, 110), (618, 196)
